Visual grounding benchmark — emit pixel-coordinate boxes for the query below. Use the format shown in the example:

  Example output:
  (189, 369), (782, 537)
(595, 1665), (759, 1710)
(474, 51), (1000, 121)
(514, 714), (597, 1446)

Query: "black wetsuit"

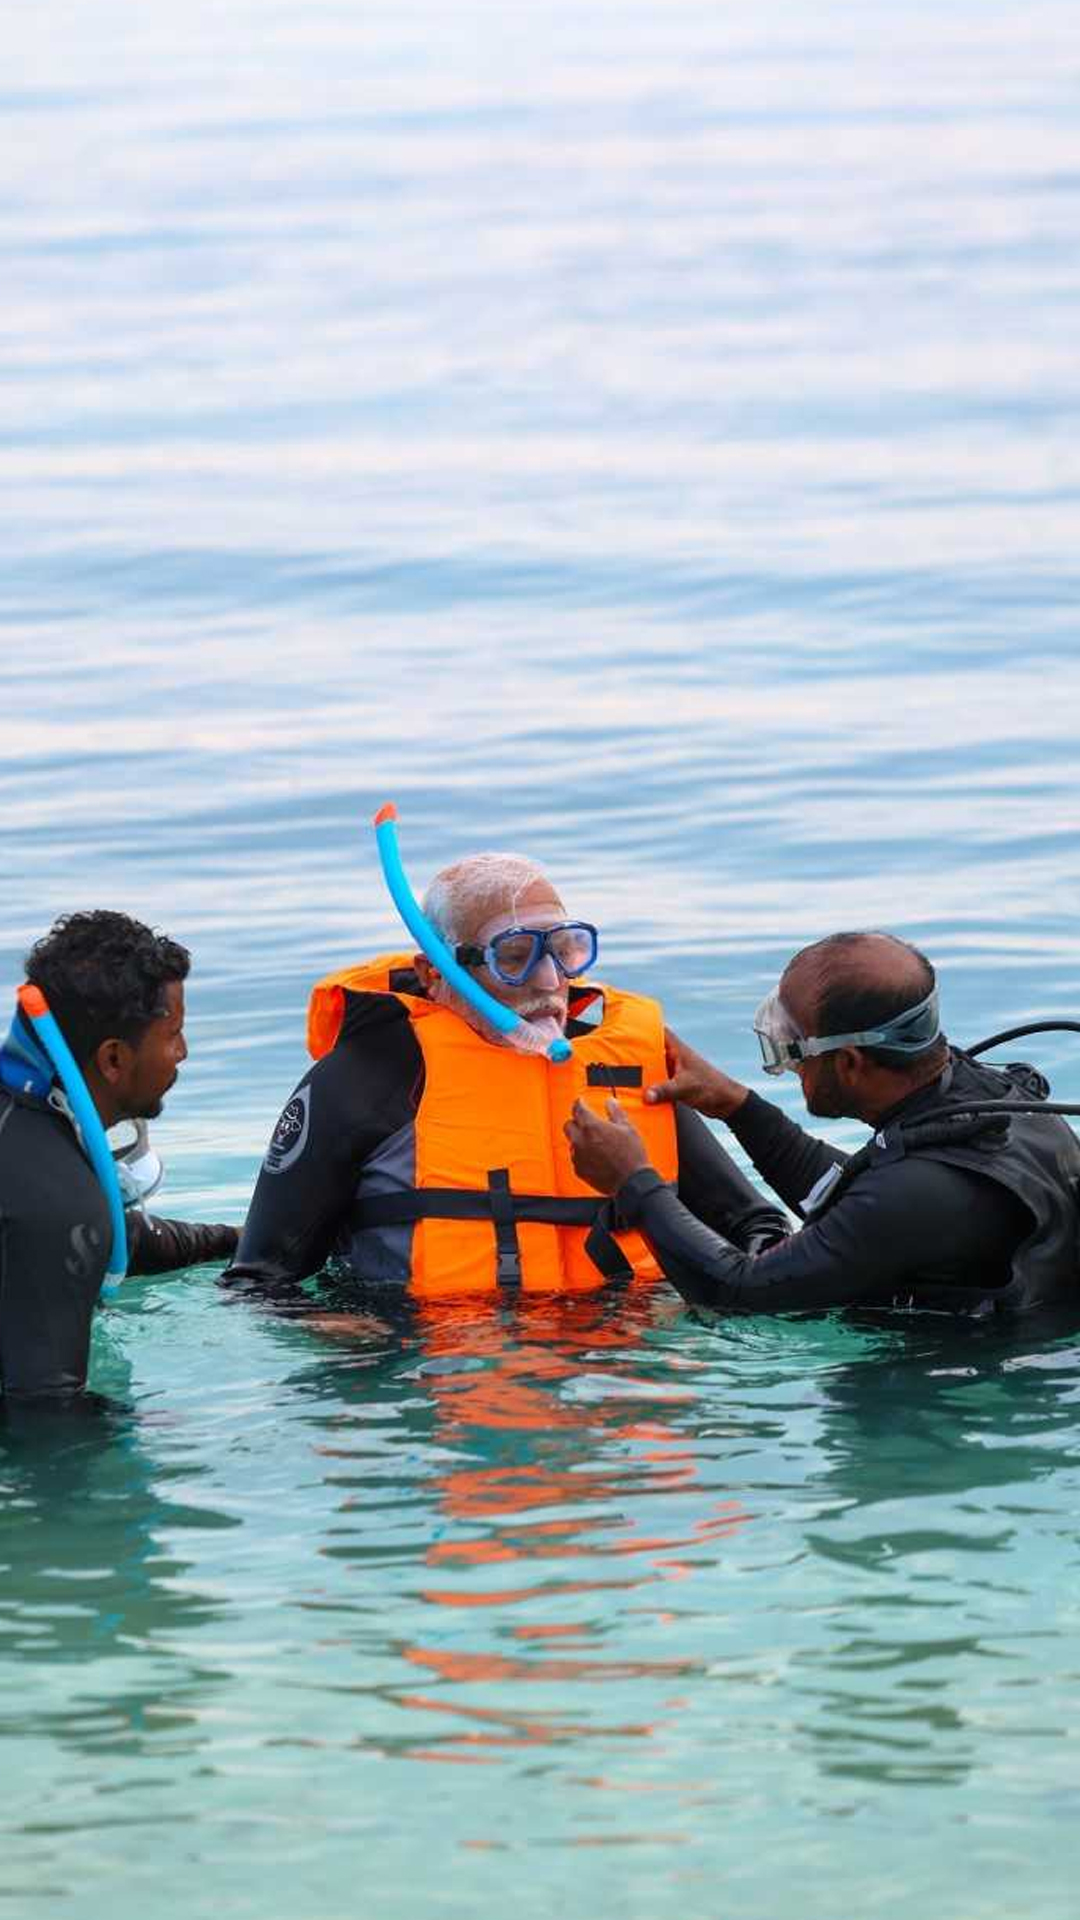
(228, 983), (788, 1294)
(0, 1087), (238, 1401)
(614, 1052), (1080, 1316)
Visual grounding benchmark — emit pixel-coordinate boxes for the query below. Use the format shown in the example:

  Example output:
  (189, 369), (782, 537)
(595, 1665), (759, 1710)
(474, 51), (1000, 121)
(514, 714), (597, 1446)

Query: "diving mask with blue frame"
(454, 921), (598, 988)
(753, 985), (942, 1076)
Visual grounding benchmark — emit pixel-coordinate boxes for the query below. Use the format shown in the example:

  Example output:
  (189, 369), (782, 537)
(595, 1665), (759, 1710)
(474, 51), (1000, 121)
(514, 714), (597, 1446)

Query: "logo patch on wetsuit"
(65, 1222), (102, 1280)
(265, 1085), (311, 1175)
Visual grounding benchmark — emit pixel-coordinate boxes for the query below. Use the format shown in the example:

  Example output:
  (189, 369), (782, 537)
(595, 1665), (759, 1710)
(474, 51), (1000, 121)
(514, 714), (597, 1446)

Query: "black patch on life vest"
(586, 1064), (642, 1088)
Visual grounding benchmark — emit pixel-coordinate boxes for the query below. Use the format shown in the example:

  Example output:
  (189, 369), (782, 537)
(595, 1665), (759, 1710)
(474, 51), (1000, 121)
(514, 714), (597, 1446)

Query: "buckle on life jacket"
(487, 1169), (521, 1287)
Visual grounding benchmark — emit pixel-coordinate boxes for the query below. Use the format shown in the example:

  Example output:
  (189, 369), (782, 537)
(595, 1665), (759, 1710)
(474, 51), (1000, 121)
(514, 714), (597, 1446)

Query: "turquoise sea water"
(3, 1), (1080, 1913)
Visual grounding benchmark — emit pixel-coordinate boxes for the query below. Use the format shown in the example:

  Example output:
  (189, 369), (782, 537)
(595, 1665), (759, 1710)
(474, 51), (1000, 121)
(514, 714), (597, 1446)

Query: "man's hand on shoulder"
(564, 1097), (651, 1196)
(645, 1027), (749, 1121)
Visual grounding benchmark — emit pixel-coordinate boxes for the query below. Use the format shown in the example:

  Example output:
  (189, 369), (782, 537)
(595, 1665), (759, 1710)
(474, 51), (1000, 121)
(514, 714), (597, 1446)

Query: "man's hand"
(644, 1026), (750, 1121)
(565, 1098), (651, 1195)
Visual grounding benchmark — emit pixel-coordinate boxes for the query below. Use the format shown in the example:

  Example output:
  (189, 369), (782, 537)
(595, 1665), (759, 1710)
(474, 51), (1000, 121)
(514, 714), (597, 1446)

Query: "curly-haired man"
(1, 911), (237, 1403)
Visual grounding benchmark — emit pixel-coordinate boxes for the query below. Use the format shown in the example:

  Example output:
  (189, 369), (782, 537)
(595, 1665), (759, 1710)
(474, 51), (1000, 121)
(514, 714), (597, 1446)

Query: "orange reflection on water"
(398, 1689), (652, 1746)
(419, 1575), (638, 1608)
(386, 1298), (748, 1761)
(404, 1646), (700, 1685)
(405, 1301), (752, 1585)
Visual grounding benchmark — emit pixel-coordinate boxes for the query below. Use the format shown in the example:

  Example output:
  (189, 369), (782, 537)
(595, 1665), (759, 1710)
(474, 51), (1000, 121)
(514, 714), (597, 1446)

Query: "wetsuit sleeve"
(126, 1213), (239, 1274)
(616, 1151), (1028, 1314)
(225, 998), (420, 1293)
(673, 1106), (790, 1251)
(726, 1089), (848, 1216)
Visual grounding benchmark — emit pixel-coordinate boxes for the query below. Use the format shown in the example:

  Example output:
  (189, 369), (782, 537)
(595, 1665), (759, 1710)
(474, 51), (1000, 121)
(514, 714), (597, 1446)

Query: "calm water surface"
(2, 1), (1080, 1914)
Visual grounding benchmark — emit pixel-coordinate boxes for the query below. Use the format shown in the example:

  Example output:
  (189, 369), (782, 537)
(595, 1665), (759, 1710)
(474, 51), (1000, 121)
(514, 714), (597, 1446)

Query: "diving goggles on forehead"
(754, 985), (942, 1076)
(455, 921), (599, 987)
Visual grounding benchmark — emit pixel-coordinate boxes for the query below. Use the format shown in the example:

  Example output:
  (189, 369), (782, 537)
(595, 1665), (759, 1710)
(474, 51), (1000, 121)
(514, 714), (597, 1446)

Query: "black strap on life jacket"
(355, 1190), (601, 1226)
(487, 1168), (521, 1286)
(584, 1202), (635, 1281)
(354, 1182), (633, 1282)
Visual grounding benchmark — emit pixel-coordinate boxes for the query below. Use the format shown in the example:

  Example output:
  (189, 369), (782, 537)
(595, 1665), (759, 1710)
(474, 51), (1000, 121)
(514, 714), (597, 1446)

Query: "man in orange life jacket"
(226, 853), (787, 1301)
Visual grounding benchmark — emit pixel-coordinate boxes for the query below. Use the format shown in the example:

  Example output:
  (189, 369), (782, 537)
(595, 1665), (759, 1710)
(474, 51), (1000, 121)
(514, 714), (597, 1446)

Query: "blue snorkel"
(373, 803), (572, 1064)
(15, 984), (128, 1297)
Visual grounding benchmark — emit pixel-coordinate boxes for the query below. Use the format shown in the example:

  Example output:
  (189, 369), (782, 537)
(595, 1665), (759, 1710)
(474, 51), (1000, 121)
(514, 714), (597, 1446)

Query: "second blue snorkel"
(14, 984), (128, 1298)
(373, 803), (572, 1064)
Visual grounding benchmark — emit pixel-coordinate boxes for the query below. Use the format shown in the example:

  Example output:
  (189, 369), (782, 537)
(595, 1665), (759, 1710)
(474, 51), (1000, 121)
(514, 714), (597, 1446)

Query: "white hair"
(422, 853), (557, 944)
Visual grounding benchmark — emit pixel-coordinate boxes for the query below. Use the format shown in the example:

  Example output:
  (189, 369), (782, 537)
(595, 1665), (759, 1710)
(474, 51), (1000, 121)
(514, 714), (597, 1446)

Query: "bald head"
(783, 931), (929, 1017)
(781, 931), (946, 1075)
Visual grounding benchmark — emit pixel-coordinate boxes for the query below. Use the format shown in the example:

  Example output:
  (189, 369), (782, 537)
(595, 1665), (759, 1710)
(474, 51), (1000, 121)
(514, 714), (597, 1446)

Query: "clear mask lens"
(753, 988), (805, 1075)
(111, 1117), (164, 1203)
(488, 922), (598, 986)
(487, 932), (538, 983)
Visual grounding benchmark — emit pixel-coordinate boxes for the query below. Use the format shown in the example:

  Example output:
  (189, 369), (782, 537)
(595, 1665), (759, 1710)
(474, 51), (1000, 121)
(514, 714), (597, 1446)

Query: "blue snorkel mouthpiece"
(16, 984), (128, 1297)
(373, 804), (572, 1064)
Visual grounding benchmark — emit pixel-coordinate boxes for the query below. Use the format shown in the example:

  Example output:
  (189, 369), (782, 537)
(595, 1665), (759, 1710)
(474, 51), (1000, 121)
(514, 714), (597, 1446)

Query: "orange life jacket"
(307, 954), (678, 1298)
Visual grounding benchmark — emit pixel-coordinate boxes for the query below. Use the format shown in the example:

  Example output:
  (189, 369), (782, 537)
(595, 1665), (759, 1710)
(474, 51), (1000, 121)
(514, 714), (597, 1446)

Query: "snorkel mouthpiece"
(16, 984), (128, 1296)
(373, 803), (572, 1064)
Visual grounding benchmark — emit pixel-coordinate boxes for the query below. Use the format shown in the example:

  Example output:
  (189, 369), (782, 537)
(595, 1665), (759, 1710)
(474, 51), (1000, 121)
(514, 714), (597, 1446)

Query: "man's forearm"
(616, 1168), (892, 1315)
(127, 1212), (239, 1275)
(615, 1144), (1026, 1316)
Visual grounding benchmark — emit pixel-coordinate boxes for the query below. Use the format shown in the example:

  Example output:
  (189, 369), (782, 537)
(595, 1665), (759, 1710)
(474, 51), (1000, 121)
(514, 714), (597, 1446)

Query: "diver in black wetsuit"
(566, 932), (1080, 1317)
(0, 913), (238, 1403)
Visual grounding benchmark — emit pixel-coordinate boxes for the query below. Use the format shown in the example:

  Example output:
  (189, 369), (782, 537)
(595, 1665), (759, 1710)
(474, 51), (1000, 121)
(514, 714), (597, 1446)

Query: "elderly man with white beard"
(227, 852), (786, 1301)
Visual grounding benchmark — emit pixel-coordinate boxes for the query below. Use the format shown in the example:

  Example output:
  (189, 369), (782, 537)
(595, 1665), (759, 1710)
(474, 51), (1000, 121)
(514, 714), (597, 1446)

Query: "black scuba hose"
(945, 1020), (1080, 1120)
(967, 1019), (1080, 1058)
(929, 1100), (1080, 1119)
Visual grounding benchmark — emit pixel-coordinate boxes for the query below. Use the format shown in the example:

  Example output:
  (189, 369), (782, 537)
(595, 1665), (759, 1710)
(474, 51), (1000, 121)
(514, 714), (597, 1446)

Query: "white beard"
(428, 979), (565, 1055)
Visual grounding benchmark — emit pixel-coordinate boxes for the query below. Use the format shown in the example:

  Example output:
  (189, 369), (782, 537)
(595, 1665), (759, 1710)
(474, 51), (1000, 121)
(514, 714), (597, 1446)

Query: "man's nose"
(177, 1031), (189, 1062)
(531, 949), (561, 990)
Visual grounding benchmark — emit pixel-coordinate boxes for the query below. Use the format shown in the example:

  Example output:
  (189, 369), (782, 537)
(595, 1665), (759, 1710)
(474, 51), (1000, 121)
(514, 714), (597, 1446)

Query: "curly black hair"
(25, 911), (190, 1065)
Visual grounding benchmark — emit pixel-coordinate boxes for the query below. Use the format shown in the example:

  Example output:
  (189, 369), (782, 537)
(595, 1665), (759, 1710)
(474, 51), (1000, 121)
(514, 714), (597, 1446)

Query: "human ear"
(413, 954), (438, 992)
(92, 1036), (131, 1086)
(834, 1046), (863, 1088)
